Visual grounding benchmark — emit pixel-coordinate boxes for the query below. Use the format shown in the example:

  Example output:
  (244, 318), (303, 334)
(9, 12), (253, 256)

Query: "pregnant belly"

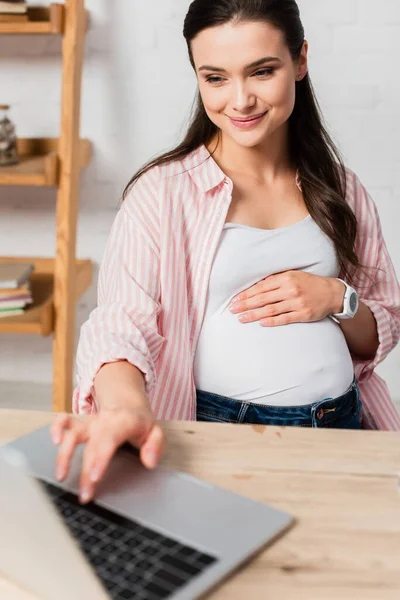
(193, 314), (354, 406)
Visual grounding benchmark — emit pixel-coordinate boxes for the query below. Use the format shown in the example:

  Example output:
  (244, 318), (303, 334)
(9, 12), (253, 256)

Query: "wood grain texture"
(0, 411), (399, 599)
(52, 0), (87, 413)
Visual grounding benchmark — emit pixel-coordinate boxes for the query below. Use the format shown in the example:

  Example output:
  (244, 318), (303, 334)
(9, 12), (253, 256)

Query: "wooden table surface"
(1, 409), (400, 599)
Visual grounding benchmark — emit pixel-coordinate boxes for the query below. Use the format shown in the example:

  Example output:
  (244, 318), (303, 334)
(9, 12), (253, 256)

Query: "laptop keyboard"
(40, 480), (217, 600)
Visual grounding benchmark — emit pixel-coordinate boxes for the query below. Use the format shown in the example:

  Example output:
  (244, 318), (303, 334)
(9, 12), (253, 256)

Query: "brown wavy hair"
(123, 0), (360, 281)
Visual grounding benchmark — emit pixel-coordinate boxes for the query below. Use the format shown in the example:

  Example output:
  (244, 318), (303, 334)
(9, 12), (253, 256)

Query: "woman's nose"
(231, 82), (256, 112)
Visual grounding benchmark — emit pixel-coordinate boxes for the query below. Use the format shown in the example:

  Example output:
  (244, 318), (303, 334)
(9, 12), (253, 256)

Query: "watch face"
(349, 292), (358, 312)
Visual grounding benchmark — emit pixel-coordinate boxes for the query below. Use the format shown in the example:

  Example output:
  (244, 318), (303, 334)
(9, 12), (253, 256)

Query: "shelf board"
(0, 138), (91, 187)
(0, 257), (92, 335)
(0, 5), (64, 35)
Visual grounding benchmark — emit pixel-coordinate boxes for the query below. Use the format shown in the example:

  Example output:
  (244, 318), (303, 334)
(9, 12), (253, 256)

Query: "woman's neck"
(208, 124), (293, 185)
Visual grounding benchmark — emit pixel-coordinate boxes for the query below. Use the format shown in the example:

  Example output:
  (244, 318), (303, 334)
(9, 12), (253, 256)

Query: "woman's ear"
(296, 40), (309, 80)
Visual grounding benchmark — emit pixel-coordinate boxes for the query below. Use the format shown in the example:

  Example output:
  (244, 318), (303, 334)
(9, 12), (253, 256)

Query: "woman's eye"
(205, 76), (224, 84)
(253, 68), (275, 77)
(204, 67), (274, 84)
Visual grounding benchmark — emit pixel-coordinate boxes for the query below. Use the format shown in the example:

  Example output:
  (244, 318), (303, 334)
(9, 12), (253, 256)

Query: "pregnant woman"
(52, 0), (400, 504)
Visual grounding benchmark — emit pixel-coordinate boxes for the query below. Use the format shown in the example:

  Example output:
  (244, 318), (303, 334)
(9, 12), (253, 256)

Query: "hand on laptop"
(50, 405), (165, 504)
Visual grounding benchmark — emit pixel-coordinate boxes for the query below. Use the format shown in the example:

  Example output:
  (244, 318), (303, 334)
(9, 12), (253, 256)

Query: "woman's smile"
(227, 111), (269, 129)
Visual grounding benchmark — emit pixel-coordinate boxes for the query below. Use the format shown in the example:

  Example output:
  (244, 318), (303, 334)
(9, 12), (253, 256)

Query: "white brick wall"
(1, 1), (400, 402)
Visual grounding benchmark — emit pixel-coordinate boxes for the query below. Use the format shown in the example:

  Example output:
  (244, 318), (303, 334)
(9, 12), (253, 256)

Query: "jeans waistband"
(196, 376), (360, 428)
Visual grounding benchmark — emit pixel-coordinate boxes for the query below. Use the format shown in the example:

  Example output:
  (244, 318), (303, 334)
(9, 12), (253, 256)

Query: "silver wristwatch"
(330, 279), (359, 324)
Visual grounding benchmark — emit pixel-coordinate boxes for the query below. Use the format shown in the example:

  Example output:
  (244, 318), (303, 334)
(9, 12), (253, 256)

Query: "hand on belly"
(228, 270), (344, 327)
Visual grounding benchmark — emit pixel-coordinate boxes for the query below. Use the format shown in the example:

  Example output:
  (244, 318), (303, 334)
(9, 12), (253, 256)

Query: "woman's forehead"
(191, 20), (287, 67)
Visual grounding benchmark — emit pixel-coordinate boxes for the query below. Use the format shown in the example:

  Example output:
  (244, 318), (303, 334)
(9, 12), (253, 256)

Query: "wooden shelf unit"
(1, 2), (92, 413)
(0, 257), (92, 336)
(0, 5), (64, 35)
(0, 138), (91, 187)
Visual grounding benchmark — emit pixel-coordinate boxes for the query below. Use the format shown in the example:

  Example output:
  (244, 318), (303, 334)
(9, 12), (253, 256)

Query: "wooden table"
(1, 409), (400, 599)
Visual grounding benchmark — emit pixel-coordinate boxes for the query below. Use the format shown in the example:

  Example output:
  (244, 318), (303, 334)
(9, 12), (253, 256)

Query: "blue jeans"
(196, 377), (362, 429)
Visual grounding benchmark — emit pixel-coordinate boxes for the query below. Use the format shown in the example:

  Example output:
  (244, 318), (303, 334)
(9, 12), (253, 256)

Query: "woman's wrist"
(94, 361), (152, 414)
(327, 277), (346, 315)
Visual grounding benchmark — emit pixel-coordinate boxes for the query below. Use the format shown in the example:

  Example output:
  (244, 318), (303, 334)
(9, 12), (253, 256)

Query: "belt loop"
(311, 402), (320, 428)
(237, 402), (249, 423)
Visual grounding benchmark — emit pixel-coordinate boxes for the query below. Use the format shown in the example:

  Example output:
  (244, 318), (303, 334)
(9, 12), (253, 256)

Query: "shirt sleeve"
(72, 175), (165, 414)
(342, 171), (400, 383)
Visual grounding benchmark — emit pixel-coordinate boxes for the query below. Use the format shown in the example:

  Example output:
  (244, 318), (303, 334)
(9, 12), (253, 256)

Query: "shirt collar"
(182, 144), (228, 193)
(182, 144), (301, 194)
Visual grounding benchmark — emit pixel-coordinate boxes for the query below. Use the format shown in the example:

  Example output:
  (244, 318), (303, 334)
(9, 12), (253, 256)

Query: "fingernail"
(238, 314), (247, 322)
(145, 449), (157, 467)
(80, 488), (91, 504)
(52, 433), (60, 445)
(56, 466), (63, 481)
(90, 469), (99, 483)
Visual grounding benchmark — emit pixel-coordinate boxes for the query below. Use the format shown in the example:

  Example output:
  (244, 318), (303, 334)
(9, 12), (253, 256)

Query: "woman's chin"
(225, 130), (271, 149)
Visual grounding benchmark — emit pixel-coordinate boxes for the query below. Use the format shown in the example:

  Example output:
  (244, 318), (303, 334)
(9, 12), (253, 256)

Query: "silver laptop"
(0, 425), (293, 600)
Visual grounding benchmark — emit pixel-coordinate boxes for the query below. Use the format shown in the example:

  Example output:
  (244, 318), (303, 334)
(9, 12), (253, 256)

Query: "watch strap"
(332, 279), (358, 319)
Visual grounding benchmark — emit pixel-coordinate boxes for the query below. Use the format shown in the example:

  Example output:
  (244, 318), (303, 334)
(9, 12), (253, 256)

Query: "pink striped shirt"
(73, 145), (400, 430)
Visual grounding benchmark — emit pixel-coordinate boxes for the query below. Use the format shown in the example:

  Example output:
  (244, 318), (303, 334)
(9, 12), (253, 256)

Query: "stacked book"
(0, 1), (28, 23)
(0, 262), (34, 318)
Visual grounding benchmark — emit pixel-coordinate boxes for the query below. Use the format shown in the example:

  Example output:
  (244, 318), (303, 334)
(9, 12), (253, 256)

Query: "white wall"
(1, 1), (400, 401)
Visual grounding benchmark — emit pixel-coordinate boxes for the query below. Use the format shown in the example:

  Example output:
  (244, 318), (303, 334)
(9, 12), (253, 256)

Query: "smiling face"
(191, 20), (308, 149)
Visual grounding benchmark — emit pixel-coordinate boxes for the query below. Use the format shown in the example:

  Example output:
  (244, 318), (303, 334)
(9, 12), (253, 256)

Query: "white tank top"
(193, 216), (354, 406)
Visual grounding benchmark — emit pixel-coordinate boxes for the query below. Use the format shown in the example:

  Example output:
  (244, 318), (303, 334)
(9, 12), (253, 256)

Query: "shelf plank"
(0, 138), (91, 187)
(0, 154), (57, 187)
(0, 5), (64, 35)
(0, 257), (92, 335)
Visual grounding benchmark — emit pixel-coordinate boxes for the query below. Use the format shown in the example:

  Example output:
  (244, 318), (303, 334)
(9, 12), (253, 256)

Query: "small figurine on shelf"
(0, 104), (19, 166)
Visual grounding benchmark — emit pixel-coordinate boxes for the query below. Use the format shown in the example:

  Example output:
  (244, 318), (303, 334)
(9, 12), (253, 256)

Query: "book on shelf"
(0, 1), (27, 15)
(0, 263), (33, 317)
(0, 307), (24, 319)
(0, 297), (32, 310)
(0, 262), (33, 289)
(0, 285), (32, 302)
(0, 291), (31, 301)
(0, 284), (30, 296)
